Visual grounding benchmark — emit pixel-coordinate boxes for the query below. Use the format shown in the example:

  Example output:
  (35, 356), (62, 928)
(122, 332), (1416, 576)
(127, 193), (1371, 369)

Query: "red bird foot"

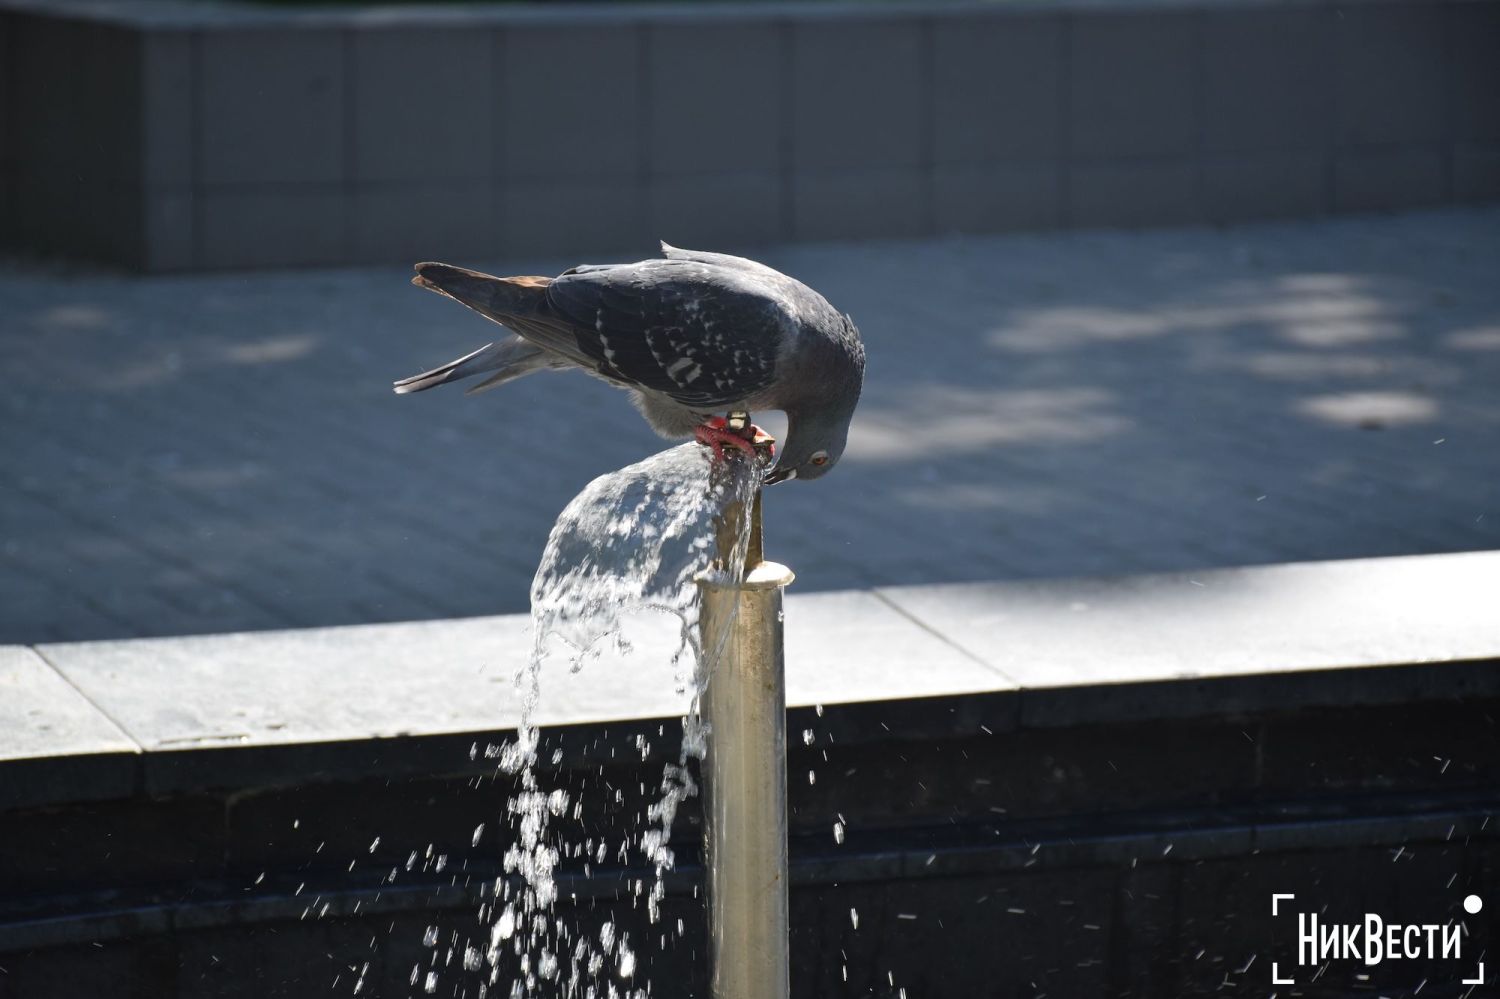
(694, 416), (774, 463)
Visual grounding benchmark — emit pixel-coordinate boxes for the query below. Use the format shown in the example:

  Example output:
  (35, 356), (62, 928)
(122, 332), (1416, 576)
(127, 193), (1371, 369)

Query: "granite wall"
(2, 0), (1497, 271)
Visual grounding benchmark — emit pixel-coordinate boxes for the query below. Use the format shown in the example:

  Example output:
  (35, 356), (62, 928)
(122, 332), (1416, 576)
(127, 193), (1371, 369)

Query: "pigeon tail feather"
(394, 337), (553, 395)
(411, 263), (551, 328)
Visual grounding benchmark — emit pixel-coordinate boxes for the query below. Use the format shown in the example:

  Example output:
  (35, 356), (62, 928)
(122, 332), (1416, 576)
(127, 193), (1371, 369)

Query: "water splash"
(484, 442), (761, 997)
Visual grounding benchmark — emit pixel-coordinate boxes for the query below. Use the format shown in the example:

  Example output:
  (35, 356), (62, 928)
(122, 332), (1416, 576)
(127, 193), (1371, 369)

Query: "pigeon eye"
(809, 452), (829, 467)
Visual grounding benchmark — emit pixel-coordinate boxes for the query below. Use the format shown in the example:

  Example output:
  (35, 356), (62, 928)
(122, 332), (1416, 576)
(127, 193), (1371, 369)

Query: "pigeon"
(395, 243), (865, 484)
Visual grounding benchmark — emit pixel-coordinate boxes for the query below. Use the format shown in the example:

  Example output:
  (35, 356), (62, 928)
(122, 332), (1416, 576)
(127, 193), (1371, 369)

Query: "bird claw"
(695, 419), (774, 464)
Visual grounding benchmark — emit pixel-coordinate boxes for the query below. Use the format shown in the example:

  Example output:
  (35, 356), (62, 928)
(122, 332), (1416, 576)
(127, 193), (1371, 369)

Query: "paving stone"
(1, 207), (1499, 642)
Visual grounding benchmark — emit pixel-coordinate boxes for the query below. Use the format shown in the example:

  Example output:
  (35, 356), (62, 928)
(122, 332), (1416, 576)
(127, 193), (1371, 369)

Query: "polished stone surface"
(0, 645), (136, 761)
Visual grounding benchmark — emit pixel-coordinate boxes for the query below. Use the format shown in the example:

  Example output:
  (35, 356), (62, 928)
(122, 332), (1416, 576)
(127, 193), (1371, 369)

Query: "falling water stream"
(465, 442), (760, 998)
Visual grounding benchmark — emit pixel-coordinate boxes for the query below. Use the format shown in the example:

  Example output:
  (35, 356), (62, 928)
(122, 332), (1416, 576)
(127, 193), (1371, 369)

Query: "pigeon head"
(765, 318), (864, 485)
(765, 408), (851, 483)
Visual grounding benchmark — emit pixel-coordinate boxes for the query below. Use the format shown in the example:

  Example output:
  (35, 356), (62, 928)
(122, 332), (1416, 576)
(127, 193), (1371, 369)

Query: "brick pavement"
(2, 207), (1498, 643)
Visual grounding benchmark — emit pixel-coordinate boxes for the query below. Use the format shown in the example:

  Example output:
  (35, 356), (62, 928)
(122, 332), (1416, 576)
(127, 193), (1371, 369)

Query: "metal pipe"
(700, 442), (793, 999)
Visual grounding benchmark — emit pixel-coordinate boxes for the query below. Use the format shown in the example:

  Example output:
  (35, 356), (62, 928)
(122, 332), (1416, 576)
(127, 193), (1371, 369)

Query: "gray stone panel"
(500, 176), (647, 256)
(200, 28), (344, 186)
(792, 168), (930, 240)
(647, 172), (784, 249)
(1450, 1), (1500, 143)
(9, 16), (140, 262)
(1201, 151), (1326, 223)
(1453, 142), (1500, 201)
(140, 188), (195, 271)
(1333, 147), (1445, 212)
(933, 162), (1061, 234)
(791, 19), (925, 171)
(1334, 3), (1446, 148)
(500, 25), (640, 182)
(351, 27), (494, 185)
(0, 646), (138, 808)
(351, 183), (497, 263)
(198, 187), (346, 269)
(1068, 159), (1199, 228)
(783, 589), (1011, 708)
(878, 553), (1500, 702)
(646, 21), (782, 176)
(0, 11), (10, 190)
(1201, 6), (1330, 154)
(1069, 11), (1197, 159)
(140, 27), (192, 189)
(38, 616), (528, 757)
(932, 13), (1064, 164)
(0, 646), (136, 763)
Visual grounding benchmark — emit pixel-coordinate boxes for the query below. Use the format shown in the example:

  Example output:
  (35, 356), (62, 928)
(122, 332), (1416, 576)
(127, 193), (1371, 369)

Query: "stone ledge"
(2, 0), (1449, 31)
(6, 550), (1498, 809)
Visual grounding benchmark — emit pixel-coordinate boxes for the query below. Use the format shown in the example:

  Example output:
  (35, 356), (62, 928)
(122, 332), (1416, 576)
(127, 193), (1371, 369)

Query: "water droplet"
(493, 908), (516, 942)
(802, 728), (815, 745)
(833, 821), (845, 845)
(850, 907), (860, 929)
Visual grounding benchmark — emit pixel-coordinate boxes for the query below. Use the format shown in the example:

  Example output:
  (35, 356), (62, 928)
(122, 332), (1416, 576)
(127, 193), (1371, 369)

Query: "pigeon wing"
(543, 263), (787, 409)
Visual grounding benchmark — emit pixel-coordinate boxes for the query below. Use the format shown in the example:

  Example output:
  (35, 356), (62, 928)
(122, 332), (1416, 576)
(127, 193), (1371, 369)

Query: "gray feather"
(394, 336), (561, 395)
(399, 245), (866, 483)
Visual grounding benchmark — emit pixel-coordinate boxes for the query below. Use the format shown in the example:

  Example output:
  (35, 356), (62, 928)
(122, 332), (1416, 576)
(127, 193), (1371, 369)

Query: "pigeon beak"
(763, 466), (796, 485)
